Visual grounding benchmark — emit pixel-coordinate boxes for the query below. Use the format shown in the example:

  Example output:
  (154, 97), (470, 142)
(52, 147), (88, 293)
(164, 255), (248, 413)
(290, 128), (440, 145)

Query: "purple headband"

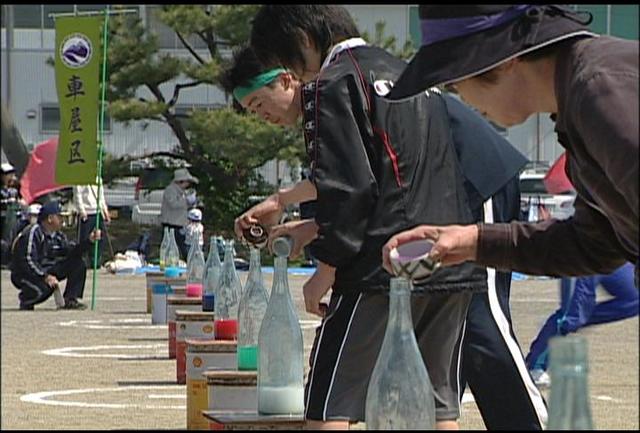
(421, 5), (533, 46)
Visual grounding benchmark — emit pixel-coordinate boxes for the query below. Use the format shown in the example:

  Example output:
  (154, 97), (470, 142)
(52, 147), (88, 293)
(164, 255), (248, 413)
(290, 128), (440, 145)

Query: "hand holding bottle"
(267, 219), (318, 259)
(234, 193), (284, 240)
(302, 261), (334, 317)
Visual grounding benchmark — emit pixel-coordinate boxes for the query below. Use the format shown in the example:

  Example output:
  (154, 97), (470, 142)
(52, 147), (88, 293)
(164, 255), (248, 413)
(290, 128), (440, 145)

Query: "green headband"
(232, 68), (287, 102)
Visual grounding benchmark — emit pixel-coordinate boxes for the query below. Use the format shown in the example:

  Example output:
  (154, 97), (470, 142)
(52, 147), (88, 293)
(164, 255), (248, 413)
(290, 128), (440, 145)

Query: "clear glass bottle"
(365, 277), (435, 430)
(547, 335), (593, 430)
(159, 226), (170, 270)
(166, 228), (180, 268)
(214, 240), (242, 340)
(272, 235), (293, 258)
(202, 236), (222, 312)
(257, 255), (304, 415)
(237, 248), (269, 370)
(186, 232), (205, 298)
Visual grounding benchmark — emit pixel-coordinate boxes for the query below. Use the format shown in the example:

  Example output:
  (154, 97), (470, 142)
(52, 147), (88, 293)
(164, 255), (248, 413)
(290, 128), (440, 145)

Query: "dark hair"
(219, 44), (270, 95)
(250, 5), (360, 73)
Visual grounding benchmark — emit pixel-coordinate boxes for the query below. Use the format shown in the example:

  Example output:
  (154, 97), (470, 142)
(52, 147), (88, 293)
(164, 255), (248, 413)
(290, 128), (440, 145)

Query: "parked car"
(131, 167), (174, 226)
(519, 169), (576, 221)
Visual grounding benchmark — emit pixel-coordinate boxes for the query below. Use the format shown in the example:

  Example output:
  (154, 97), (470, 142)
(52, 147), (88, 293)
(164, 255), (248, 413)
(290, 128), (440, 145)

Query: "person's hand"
(234, 193), (284, 240)
(186, 192), (197, 207)
(89, 229), (102, 242)
(382, 224), (479, 273)
(302, 263), (335, 317)
(267, 219), (318, 259)
(102, 210), (111, 224)
(44, 274), (59, 288)
(79, 211), (88, 222)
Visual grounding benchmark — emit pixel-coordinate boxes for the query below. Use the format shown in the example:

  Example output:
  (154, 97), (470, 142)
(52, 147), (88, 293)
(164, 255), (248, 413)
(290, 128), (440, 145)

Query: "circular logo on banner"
(60, 34), (93, 68)
(193, 356), (203, 368)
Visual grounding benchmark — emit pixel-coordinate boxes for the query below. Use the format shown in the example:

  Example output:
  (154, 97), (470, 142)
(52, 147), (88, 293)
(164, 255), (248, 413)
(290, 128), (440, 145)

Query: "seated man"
(10, 200), (101, 310)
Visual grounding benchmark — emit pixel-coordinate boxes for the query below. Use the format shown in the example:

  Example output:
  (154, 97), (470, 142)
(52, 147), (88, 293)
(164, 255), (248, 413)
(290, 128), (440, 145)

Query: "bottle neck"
(272, 256), (289, 295)
(223, 244), (234, 269)
(248, 248), (262, 282)
(387, 280), (413, 333)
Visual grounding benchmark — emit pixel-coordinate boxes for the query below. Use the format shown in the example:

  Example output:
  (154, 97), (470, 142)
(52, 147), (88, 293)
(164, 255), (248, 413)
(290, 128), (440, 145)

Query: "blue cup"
(202, 293), (215, 312)
(164, 266), (181, 278)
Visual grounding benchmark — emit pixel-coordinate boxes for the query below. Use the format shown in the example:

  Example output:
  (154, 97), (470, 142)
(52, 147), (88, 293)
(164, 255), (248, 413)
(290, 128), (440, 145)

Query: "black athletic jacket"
(11, 223), (88, 278)
(302, 45), (491, 294)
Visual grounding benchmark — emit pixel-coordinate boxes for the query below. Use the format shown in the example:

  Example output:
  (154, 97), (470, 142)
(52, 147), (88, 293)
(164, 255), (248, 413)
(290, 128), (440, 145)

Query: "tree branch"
(176, 30), (205, 65)
(168, 81), (203, 107)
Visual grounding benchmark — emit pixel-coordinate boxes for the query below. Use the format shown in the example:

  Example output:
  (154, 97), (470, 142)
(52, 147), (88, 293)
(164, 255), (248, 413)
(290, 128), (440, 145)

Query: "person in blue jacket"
(526, 261), (638, 387)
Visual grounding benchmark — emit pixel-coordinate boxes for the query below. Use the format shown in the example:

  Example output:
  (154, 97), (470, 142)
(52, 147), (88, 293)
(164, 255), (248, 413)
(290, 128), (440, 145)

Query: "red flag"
(20, 137), (69, 204)
(543, 152), (574, 194)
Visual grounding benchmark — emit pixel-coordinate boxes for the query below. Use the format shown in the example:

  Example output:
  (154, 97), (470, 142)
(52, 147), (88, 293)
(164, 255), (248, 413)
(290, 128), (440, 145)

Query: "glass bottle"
(166, 228), (180, 268)
(186, 232), (205, 298)
(237, 248), (269, 370)
(257, 255), (304, 415)
(272, 235), (293, 258)
(365, 277), (435, 430)
(214, 240), (242, 340)
(547, 335), (593, 430)
(202, 236), (222, 312)
(159, 226), (169, 270)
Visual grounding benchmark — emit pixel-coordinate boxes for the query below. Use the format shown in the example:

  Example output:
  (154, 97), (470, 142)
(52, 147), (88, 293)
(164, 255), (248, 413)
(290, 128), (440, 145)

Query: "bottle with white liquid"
(257, 255), (304, 414)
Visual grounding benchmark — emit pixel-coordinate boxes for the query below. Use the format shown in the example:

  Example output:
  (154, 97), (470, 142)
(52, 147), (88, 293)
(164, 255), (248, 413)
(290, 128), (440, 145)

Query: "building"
(1, 4), (638, 181)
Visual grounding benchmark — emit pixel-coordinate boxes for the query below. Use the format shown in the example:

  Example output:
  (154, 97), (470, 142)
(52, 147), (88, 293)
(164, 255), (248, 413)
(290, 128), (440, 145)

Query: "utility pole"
(6, 5), (13, 110)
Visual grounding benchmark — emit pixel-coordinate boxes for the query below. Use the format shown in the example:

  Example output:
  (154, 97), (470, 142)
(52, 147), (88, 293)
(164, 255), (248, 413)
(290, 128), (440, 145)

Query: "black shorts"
(304, 289), (472, 422)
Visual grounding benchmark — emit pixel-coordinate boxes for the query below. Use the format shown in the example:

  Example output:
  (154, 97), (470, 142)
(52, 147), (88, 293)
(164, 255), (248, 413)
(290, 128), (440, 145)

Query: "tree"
(362, 21), (416, 61)
(104, 5), (304, 233)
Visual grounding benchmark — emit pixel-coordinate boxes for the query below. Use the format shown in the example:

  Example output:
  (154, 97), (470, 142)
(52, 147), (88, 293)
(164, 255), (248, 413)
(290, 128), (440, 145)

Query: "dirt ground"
(1, 269), (638, 430)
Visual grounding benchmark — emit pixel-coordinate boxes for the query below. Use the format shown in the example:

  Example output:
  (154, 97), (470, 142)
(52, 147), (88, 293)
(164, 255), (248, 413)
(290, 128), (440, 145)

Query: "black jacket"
(302, 45), (491, 294)
(11, 223), (88, 277)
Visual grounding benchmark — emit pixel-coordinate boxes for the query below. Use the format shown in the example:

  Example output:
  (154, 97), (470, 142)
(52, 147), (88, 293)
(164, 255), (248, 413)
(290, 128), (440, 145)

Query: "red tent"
(544, 152), (574, 194)
(20, 137), (69, 204)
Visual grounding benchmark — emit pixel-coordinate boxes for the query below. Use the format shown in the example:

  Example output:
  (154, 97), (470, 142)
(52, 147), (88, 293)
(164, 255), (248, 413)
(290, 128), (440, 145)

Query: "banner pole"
(91, 6), (110, 311)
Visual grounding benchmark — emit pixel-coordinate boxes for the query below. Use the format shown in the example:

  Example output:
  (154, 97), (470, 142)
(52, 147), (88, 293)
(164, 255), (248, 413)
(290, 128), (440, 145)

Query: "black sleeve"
(303, 75), (378, 268)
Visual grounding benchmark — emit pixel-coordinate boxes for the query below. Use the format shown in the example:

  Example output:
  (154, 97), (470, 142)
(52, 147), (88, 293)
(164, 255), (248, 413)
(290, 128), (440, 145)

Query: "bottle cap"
(243, 224), (268, 249)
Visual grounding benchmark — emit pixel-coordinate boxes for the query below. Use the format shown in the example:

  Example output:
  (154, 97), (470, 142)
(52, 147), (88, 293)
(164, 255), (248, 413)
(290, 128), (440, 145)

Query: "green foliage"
(184, 108), (304, 233)
(101, 153), (134, 186)
(361, 21), (416, 61)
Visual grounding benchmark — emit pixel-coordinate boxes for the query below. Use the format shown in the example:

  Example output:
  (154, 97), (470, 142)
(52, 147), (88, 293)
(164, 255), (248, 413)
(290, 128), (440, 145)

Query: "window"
(174, 103), (225, 117)
(519, 178), (548, 195)
(13, 5), (42, 29)
(41, 104), (112, 133)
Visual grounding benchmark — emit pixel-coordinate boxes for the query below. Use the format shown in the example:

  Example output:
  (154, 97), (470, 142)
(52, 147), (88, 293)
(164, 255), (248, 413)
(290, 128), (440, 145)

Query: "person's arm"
(234, 179), (317, 239)
(477, 196), (625, 276)
(575, 71), (639, 220)
(382, 197), (626, 277)
(279, 179), (317, 205)
(73, 186), (87, 220)
(22, 225), (47, 277)
(302, 260), (335, 317)
(305, 75), (377, 268)
(97, 185), (110, 222)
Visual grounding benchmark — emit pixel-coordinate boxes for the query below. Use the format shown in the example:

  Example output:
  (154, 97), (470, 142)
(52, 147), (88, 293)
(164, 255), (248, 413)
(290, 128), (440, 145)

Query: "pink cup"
(185, 283), (203, 298)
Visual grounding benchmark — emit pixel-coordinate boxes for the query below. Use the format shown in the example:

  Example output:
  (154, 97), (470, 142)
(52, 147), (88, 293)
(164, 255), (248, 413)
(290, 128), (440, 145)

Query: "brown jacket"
(477, 35), (638, 277)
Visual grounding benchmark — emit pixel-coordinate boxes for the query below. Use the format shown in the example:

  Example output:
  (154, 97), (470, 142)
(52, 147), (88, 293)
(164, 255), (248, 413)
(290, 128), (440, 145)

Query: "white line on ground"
(21, 386), (186, 410)
(58, 318), (164, 330)
(147, 394), (186, 399)
(42, 344), (166, 359)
